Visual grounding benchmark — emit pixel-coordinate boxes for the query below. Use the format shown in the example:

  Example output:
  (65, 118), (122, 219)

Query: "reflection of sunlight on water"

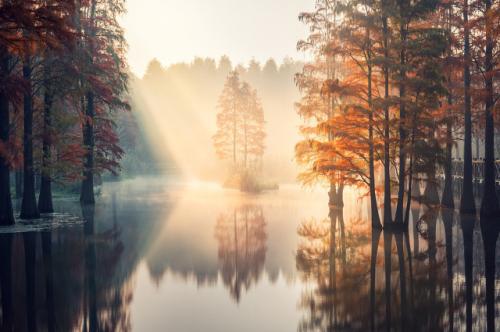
(132, 261), (302, 332)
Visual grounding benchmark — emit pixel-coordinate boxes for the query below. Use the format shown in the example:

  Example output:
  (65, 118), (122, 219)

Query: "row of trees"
(295, 0), (499, 228)
(0, 0), (129, 225)
(213, 71), (266, 174)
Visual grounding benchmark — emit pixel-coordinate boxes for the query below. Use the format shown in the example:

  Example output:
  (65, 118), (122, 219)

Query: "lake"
(0, 177), (498, 331)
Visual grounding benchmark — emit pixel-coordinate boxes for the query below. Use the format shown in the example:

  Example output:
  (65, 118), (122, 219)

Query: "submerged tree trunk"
(83, 204), (98, 331)
(20, 54), (39, 219)
(383, 231), (392, 329)
(23, 232), (37, 332)
(0, 47), (14, 226)
(395, 232), (407, 330)
(460, 214), (474, 331)
(80, 92), (95, 204)
(0, 234), (14, 330)
(442, 208), (454, 332)
(370, 229), (381, 331)
(460, 0), (475, 215)
(42, 231), (56, 332)
(480, 0), (499, 218)
(480, 218), (497, 331)
(39, 85), (54, 213)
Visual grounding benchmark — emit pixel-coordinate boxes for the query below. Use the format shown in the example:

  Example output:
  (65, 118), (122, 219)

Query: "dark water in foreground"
(0, 177), (499, 331)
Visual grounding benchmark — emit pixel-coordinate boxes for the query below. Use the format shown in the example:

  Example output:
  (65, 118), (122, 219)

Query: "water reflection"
(296, 202), (500, 331)
(295, 206), (353, 331)
(215, 205), (267, 302)
(0, 179), (498, 331)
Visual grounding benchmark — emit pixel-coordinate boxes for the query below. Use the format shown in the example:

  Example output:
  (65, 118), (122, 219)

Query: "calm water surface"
(1, 177), (499, 331)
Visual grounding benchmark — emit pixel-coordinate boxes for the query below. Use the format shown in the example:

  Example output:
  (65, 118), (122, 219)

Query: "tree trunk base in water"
(372, 220), (383, 230)
(383, 221), (408, 232)
(460, 192), (476, 215)
(0, 183), (15, 226)
(19, 209), (40, 220)
(480, 193), (500, 219)
(20, 194), (40, 219)
(38, 186), (54, 213)
(80, 178), (95, 204)
(441, 187), (454, 209)
(423, 182), (440, 207)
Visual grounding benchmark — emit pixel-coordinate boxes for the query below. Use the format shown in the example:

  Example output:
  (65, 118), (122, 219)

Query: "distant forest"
(127, 56), (303, 182)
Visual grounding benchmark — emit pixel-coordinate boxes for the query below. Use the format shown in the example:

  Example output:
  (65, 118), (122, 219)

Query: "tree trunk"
(395, 1), (407, 223)
(460, 0), (476, 215)
(336, 182), (344, 208)
(403, 151), (413, 224)
(382, 11), (392, 226)
(15, 170), (22, 199)
(244, 119), (247, 169)
(80, 0), (97, 204)
(329, 182), (337, 207)
(39, 86), (54, 213)
(367, 30), (381, 228)
(442, 96), (454, 207)
(383, 231), (392, 329)
(80, 92), (95, 204)
(480, 0), (499, 218)
(442, 9), (454, 208)
(0, 47), (14, 226)
(20, 54), (39, 219)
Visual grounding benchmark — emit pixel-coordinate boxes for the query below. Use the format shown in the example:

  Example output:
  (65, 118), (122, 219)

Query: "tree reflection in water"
(0, 195), (141, 332)
(214, 205), (267, 302)
(296, 203), (499, 331)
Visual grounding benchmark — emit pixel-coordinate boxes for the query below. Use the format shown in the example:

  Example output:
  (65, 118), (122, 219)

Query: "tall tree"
(213, 71), (266, 173)
(0, 41), (13, 225)
(0, 0), (74, 222)
(295, 0), (347, 207)
(78, 0), (128, 203)
(20, 38), (39, 218)
(214, 71), (244, 167)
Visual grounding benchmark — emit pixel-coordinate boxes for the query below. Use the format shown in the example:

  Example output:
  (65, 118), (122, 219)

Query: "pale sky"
(121, 0), (313, 77)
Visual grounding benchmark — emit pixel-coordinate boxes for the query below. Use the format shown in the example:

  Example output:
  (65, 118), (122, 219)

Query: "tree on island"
(213, 71), (266, 191)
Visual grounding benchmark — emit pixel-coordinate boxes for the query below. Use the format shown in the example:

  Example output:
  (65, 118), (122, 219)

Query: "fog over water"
(128, 57), (304, 183)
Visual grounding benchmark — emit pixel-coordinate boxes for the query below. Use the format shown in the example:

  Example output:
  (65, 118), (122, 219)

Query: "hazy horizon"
(121, 0), (314, 76)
